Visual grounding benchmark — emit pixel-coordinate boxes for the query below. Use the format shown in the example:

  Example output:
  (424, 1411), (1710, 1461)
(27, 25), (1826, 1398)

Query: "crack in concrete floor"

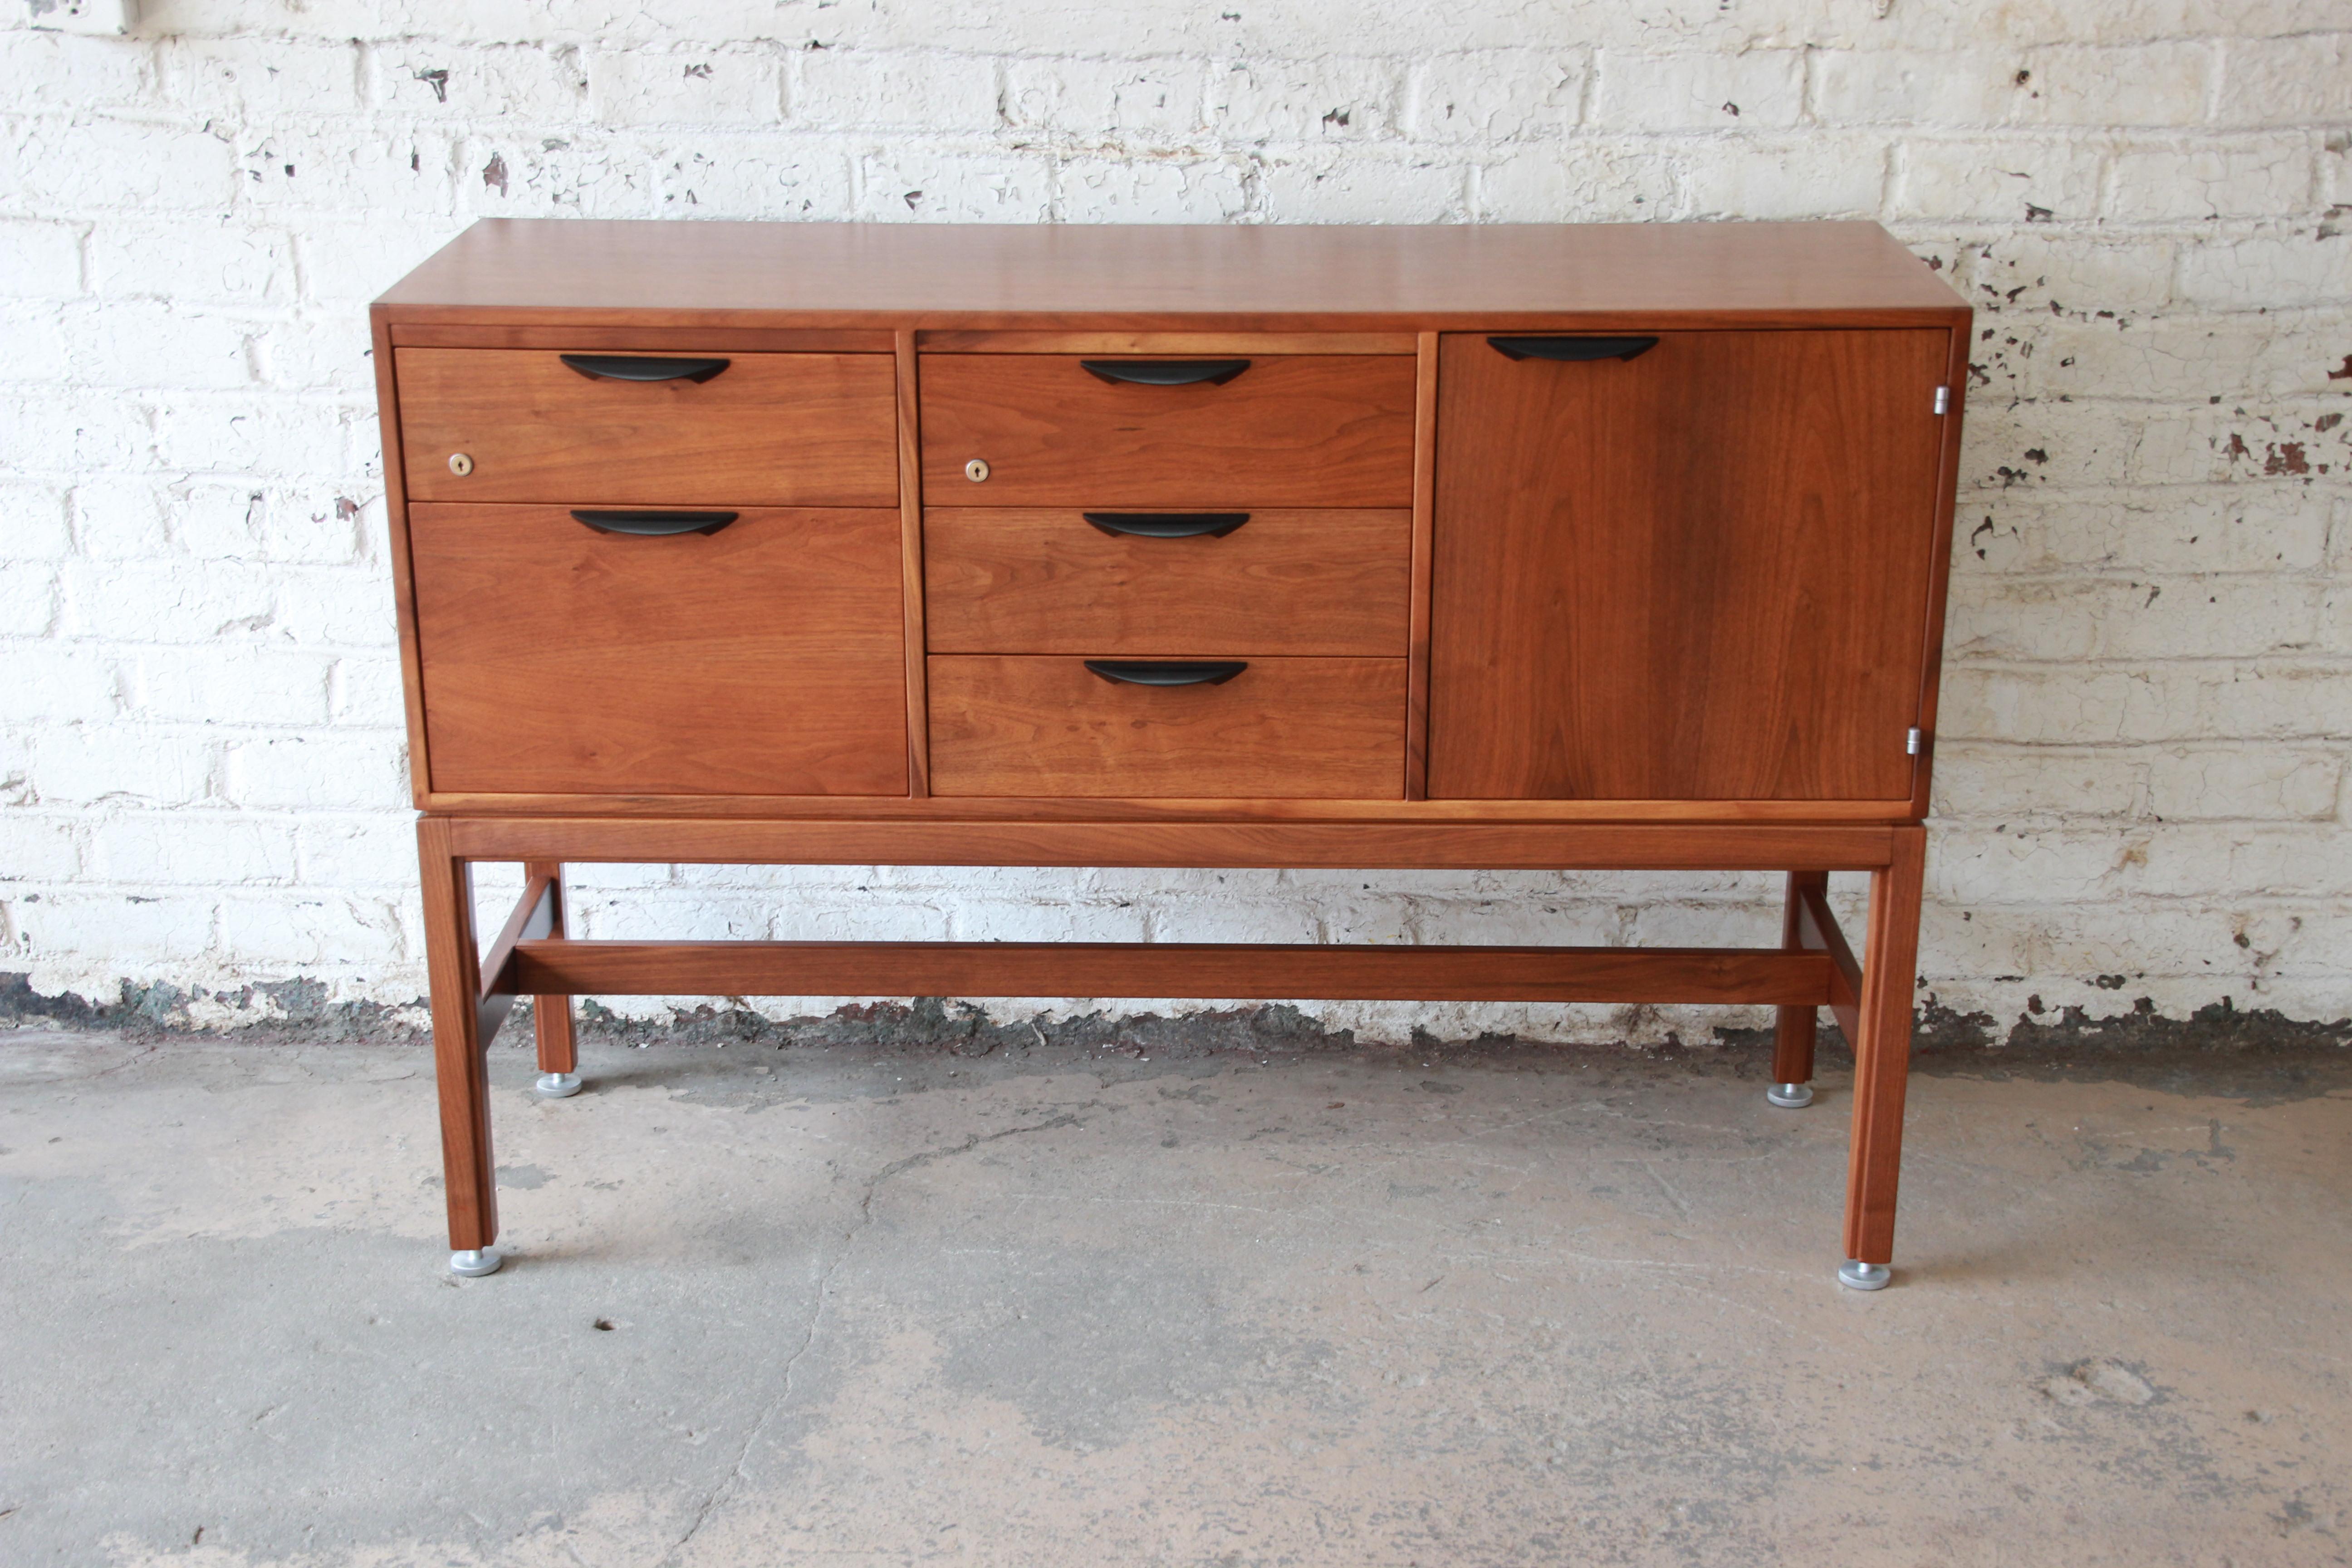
(0, 1028), (2347, 1566)
(666, 1109), (1093, 1561)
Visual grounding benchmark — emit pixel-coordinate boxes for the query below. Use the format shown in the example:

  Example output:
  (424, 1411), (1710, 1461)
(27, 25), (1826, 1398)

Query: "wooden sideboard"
(371, 219), (1969, 1288)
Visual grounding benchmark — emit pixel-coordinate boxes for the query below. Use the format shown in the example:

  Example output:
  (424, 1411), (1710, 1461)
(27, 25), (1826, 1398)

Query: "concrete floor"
(2, 1025), (2348, 1567)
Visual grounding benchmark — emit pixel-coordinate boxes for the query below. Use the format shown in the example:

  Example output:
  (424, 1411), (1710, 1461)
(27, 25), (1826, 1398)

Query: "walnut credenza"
(372, 219), (1969, 1287)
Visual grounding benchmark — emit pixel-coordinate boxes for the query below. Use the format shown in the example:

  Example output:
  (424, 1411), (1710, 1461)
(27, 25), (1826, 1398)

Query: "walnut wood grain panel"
(919, 354), (1416, 508)
(421, 791), (1921, 823)
(916, 331), (1418, 354)
(1907, 323), (1975, 820)
(390, 323), (895, 352)
(412, 504), (906, 796)
(928, 656), (1405, 799)
(1429, 329), (1950, 802)
(377, 220), (1968, 324)
(441, 818), (1898, 873)
(896, 329), (931, 796)
(923, 509), (1410, 656)
(512, 939), (1833, 1005)
(397, 348), (898, 506)
(1406, 331), (1438, 799)
(373, 314), (433, 806)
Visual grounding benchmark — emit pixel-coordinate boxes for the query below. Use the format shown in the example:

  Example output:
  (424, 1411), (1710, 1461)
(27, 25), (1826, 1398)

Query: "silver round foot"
(535, 1072), (583, 1098)
(1838, 1259), (1891, 1291)
(1766, 1081), (1814, 1108)
(450, 1248), (502, 1277)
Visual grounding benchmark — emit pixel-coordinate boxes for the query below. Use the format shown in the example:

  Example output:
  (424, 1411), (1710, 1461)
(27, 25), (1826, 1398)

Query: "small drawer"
(924, 508), (1411, 657)
(397, 348), (899, 507)
(412, 504), (906, 796)
(919, 353), (1416, 508)
(928, 655), (1405, 799)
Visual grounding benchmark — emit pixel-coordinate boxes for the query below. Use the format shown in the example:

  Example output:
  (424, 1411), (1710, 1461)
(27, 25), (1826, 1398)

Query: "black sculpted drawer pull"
(1079, 359), (1251, 387)
(570, 510), (740, 537)
(559, 354), (732, 384)
(1487, 336), (1659, 363)
(1083, 512), (1251, 539)
(1084, 660), (1248, 687)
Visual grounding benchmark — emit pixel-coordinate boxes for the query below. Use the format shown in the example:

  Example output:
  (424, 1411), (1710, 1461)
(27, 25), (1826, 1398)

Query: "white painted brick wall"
(2, 4), (2347, 1043)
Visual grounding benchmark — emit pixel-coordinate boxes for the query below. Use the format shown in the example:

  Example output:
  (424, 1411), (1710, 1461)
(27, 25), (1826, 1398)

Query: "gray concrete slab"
(1, 1026), (2347, 1566)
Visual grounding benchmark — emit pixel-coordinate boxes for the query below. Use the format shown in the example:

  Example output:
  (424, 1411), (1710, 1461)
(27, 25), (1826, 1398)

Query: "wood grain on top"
(374, 219), (1965, 328)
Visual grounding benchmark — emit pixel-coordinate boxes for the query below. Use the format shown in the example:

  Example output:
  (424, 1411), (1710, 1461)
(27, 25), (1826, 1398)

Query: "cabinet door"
(1427, 329), (1948, 802)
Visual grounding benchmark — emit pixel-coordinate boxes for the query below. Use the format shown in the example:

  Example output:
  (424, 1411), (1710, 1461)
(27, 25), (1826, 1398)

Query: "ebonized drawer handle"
(559, 354), (732, 384)
(1079, 359), (1251, 387)
(1487, 336), (1659, 363)
(1083, 512), (1251, 539)
(1084, 660), (1247, 687)
(570, 510), (740, 537)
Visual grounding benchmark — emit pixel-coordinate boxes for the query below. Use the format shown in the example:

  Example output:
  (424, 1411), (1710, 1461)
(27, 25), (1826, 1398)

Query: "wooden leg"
(527, 860), (578, 1082)
(417, 818), (497, 1256)
(1841, 827), (1926, 1279)
(1769, 870), (1827, 1103)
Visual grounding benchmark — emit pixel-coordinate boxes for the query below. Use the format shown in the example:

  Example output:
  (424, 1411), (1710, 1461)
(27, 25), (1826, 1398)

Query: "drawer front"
(928, 656), (1405, 798)
(412, 504), (906, 796)
(397, 349), (899, 507)
(919, 354), (1417, 507)
(924, 508), (1411, 657)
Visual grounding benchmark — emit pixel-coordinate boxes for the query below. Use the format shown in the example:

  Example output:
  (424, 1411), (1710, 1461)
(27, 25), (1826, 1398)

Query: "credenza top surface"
(374, 218), (1967, 326)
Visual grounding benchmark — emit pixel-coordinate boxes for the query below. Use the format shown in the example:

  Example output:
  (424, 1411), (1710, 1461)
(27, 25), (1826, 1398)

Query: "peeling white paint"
(0, 9), (2347, 1040)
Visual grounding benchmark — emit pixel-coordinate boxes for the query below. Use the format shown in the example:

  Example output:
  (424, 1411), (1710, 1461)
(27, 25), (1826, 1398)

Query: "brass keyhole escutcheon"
(448, 452), (474, 477)
(964, 458), (990, 483)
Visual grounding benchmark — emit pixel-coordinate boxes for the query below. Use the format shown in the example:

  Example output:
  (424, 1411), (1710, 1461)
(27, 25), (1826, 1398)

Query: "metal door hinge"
(1906, 727), (1924, 755)
(1933, 386), (1950, 416)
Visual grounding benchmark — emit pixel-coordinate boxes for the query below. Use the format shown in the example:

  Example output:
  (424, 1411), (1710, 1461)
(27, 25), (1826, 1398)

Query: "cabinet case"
(372, 220), (1969, 1287)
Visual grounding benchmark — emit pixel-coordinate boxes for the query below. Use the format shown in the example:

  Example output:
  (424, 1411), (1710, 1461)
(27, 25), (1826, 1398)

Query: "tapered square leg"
(1841, 828), (1926, 1281)
(417, 818), (498, 1261)
(527, 859), (581, 1097)
(1769, 869), (1828, 1107)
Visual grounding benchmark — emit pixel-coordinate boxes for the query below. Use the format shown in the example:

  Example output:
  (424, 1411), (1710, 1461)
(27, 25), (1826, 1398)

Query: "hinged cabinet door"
(1427, 329), (1950, 802)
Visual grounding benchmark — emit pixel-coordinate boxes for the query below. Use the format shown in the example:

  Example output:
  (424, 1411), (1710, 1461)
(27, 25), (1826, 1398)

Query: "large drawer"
(919, 354), (1416, 507)
(928, 655), (1405, 798)
(924, 508), (1411, 657)
(397, 349), (899, 507)
(411, 504), (906, 796)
